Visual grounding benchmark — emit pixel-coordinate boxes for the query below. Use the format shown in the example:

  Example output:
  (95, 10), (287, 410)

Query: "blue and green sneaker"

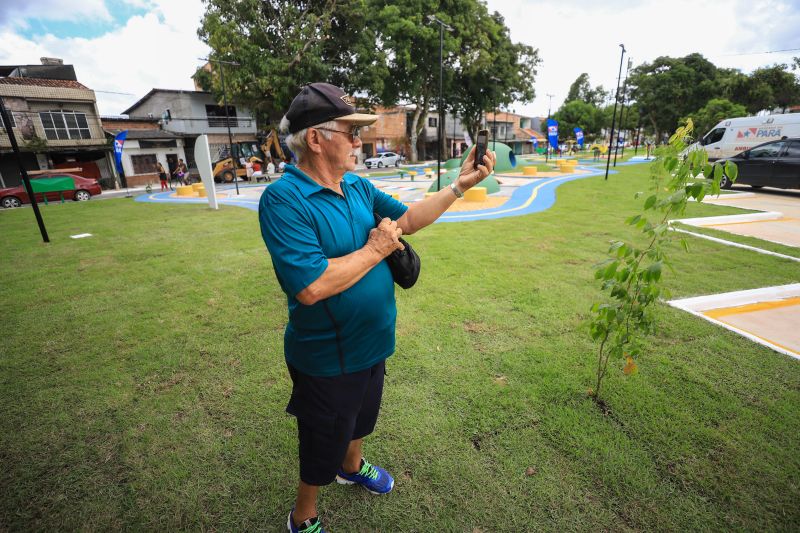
(335, 457), (394, 495)
(287, 510), (326, 533)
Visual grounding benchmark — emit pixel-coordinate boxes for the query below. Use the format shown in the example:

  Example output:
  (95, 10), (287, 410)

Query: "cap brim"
(336, 113), (378, 126)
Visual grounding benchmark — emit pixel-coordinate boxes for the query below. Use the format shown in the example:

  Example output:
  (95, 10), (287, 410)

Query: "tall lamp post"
(489, 76), (501, 149)
(201, 57), (242, 195)
(604, 44), (625, 181)
(615, 58), (632, 166)
(428, 15), (453, 191)
(545, 93), (554, 163)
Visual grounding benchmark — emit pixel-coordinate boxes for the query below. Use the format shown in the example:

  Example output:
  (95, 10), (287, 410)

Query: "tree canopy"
(197, 0), (538, 161)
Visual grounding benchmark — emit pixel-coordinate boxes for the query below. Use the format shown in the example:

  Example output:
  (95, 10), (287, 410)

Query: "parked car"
(0, 173), (102, 208)
(364, 152), (402, 168)
(715, 138), (800, 190)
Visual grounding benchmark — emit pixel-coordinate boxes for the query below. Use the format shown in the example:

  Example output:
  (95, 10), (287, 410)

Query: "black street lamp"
(615, 58), (632, 167)
(605, 44), (625, 181)
(427, 15), (453, 191)
(489, 76), (501, 149)
(201, 56), (241, 195)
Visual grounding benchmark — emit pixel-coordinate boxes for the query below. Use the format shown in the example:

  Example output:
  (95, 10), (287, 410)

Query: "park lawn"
(1, 162), (798, 531)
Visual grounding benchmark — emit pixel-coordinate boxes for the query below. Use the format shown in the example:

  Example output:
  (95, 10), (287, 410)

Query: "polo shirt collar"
(284, 164), (360, 197)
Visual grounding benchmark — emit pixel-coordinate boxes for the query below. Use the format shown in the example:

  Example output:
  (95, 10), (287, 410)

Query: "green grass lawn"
(1, 163), (799, 531)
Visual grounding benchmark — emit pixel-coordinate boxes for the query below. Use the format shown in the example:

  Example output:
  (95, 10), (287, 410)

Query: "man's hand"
(367, 217), (405, 258)
(456, 145), (497, 191)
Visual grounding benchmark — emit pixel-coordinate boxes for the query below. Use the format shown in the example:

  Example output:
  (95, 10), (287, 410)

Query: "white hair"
(280, 116), (336, 162)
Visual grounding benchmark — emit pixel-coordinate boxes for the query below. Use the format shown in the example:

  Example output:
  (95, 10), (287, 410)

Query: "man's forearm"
(399, 181), (460, 234)
(296, 245), (383, 305)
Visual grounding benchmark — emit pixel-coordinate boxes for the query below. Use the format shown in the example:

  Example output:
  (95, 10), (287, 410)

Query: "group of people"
(156, 159), (189, 191)
(247, 156), (290, 181)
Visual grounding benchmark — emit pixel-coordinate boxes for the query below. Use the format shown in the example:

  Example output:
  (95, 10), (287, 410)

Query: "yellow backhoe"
(212, 130), (287, 183)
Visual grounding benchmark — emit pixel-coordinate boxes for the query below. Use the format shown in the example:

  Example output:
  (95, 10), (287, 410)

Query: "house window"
(428, 117), (438, 128)
(130, 154), (158, 174)
(205, 105), (237, 127)
(39, 110), (91, 140)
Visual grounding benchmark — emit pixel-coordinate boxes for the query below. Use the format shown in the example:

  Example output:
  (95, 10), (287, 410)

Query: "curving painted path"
(136, 166), (618, 222)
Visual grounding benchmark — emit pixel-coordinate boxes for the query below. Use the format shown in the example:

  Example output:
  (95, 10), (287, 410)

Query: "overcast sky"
(1, 0), (798, 117)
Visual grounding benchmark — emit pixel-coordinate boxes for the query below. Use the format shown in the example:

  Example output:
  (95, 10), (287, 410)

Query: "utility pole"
(615, 58), (632, 166)
(0, 98), (49, 242)
(605, 44), (625, 181)
(545, 93), (554, 163)
(201, 57), (241, 195)
(428, 15), (453, 191)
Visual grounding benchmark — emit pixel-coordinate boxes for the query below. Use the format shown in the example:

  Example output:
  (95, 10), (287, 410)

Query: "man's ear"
(306, 129), (323, 155)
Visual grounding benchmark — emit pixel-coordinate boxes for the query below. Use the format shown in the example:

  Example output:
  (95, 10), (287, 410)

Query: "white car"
(365, 152), (402, 168)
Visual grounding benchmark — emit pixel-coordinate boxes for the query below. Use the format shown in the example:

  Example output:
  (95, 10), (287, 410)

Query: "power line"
(719, 47), (800, 57)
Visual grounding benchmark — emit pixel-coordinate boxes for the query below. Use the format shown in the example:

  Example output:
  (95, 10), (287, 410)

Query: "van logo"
(736, 127), (781, 139)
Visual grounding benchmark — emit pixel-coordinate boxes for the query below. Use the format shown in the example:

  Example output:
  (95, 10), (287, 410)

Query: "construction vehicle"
(212, 130), (289, 183)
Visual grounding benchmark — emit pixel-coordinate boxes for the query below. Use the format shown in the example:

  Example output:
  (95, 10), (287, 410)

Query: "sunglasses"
(315, 126), (361, 141)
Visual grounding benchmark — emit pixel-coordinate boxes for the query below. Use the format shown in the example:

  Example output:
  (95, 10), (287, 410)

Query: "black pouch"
(373, 213), (421, 289)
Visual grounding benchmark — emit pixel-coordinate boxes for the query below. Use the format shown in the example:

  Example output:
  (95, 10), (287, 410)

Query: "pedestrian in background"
(156, 161), (169, 191)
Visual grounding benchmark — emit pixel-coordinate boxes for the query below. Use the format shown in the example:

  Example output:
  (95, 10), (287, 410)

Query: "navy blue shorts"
(286, 360), (386, 486)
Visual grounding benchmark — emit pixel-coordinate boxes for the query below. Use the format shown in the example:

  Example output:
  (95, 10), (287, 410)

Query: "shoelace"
(358, 460), (380, 481)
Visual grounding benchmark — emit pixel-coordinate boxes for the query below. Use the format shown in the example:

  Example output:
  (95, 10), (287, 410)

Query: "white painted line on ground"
(669, 226), (800, 263)
(70, 233), (92, 239)
(675, 211), (783, 226)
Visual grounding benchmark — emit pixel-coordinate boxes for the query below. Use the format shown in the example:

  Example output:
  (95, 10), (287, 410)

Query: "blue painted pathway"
(136, 166), (625, 222)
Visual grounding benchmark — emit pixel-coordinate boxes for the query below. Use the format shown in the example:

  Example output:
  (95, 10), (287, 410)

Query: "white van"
(691, 114), (800, 161)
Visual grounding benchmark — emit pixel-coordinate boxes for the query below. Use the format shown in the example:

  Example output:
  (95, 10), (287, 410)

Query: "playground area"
(137, 151), (609, 222)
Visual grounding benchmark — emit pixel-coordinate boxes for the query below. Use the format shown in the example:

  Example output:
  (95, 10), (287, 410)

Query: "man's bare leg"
(293, 481), (319, 526)
(341, 438), (363, 474)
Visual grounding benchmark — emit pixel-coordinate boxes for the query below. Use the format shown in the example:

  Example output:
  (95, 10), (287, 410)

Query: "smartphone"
(474, 129), (489, 169)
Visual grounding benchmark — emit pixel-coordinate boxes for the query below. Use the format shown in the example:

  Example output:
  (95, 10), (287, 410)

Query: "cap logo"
(340, 94), (355, 107)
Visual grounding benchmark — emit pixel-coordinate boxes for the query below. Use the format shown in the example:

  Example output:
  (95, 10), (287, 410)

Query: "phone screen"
(474, 129), (488, 169)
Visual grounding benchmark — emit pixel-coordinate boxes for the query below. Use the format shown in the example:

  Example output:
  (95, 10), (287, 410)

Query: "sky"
(1, 0), (798, 117)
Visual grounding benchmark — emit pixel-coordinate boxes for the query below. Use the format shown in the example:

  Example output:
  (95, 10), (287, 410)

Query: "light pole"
(545, 93), (554, 163)
(201, 57), (241, 194)
(489, 76), (501, 149)
(428, 15), (453, 191)
(615, 58), (632, 166)
(604, 44), (625, 181)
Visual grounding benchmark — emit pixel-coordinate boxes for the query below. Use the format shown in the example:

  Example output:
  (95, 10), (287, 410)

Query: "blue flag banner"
(530, 136), (538, 148)
(547, 119), (559, 150)
(574, 127), (584, 148)
(113, 131), (128, 174)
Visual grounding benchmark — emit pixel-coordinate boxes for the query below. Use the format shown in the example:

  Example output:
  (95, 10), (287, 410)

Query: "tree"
(566, 73), (607, 106)
(197, 0), (388, 128)
(369, 1), (537, 162)
(628, 54), (720, 140)
(449, 9), (539, 147)
(749, 64), (800, 112)
(552, 100), (601, 138)
(684, 98), (747, 138)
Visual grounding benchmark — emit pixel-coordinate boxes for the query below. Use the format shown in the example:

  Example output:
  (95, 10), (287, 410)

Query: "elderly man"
(259, 83), (495, 533)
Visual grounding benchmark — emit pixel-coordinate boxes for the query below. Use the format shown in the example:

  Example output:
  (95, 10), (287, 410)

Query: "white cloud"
(1, 0), (798, 118)
(0, 0), (110, 25)
(486, 0), (800, 117)
(0, 0), (209, 115)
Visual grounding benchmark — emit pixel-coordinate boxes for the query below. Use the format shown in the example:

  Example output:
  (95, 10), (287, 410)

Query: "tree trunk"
(409, 94), (430, 163)
(409, 103), (423, 163)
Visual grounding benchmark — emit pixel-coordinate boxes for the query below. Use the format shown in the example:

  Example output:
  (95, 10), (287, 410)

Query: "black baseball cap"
(285, 82), (377, 134)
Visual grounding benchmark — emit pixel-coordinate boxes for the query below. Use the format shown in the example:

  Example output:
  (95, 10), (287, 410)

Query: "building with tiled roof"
(0, 58), (115, 189)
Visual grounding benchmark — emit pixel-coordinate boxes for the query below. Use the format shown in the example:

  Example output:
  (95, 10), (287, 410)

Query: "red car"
(0, 172), (102, 208)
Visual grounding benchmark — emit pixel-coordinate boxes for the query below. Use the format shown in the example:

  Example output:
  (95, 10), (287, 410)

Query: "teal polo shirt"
(259, 164), (409, 377)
